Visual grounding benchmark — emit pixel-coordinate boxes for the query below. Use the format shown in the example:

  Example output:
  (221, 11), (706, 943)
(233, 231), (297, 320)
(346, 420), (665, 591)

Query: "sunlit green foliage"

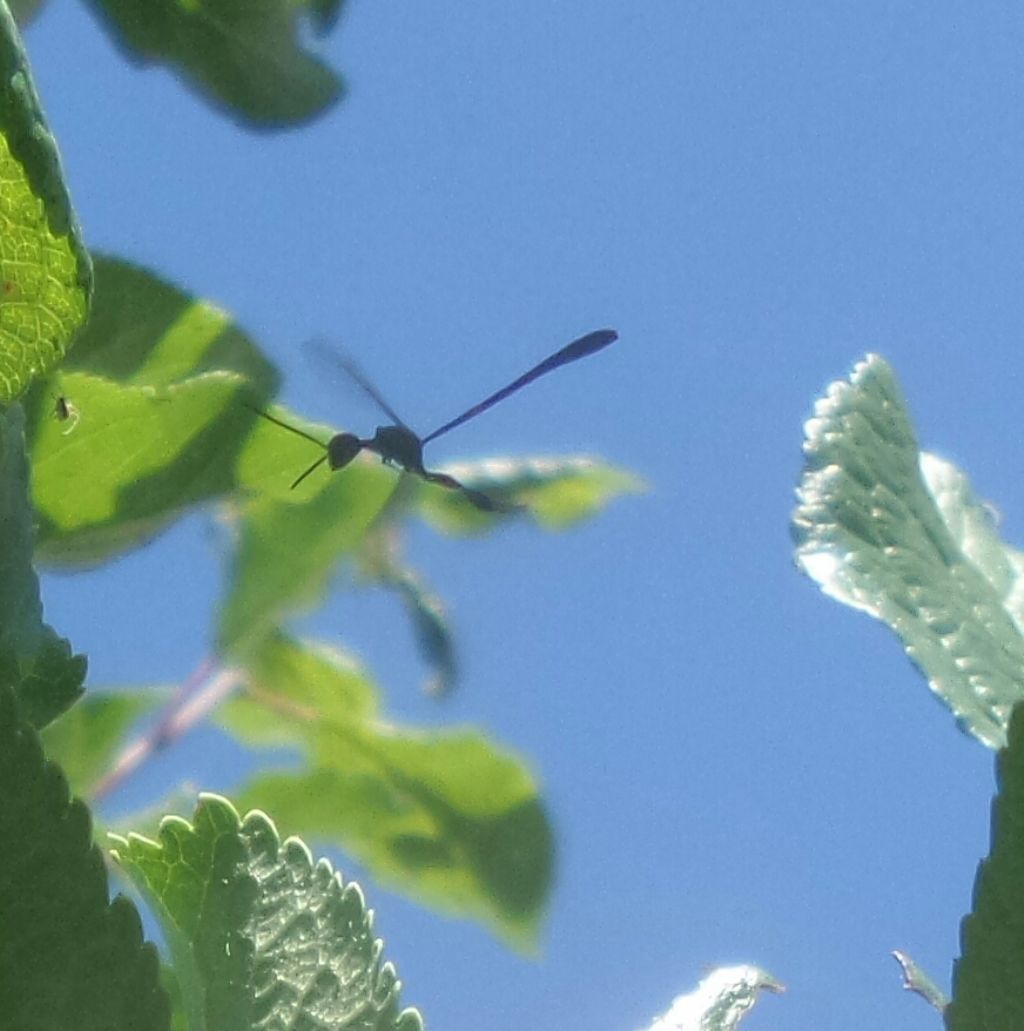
(85, 0), (345, 128)
(0, 3), (641, 1026)
(111, 794), (422, 1031)
(794, 356), (1024, 1026)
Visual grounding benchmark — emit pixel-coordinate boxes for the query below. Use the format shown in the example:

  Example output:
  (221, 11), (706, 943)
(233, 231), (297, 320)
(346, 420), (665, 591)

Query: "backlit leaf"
(643, 966), (784, 1031)
(793, 354), (1024, 748)
(109, 793), (422, 1031)
(0, 2), (91, 400)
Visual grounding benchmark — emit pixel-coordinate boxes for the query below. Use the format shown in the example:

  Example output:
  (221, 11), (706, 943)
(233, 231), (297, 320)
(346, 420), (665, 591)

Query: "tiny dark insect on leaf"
(53, 394), (79, 434)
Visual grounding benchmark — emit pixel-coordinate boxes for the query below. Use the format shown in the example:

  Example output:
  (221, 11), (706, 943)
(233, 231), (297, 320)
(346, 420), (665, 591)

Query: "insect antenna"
(290, 454), (329, 489)
(243, 402), (328, 449)
(243, 401), (332, 489)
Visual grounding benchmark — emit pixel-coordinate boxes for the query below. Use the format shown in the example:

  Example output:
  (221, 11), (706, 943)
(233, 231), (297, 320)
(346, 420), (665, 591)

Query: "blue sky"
(24, 3), (1024, 1028)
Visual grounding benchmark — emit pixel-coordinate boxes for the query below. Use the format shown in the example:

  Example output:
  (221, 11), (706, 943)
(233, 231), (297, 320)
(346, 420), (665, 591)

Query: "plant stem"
(93, 657), (242, 801)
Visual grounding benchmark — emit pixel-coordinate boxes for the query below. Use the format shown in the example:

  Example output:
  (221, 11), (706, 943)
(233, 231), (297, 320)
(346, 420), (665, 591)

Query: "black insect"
(53, 394), (79, 434)
(251, 328), (618, 511)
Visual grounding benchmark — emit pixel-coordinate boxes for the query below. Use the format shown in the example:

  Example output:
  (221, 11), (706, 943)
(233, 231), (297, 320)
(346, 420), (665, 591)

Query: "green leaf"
(14, 622), (87, 728)
(0, 2), (91, 400)
(793, 354), (1024, 748)
(85, 0), (344, 129)
(218, 630), (377, 748)
(0, 685), (169, 1029)
(417, 454), (644, 534)
(0, 404), (84, 727)
(62, 256), (277, 391)
(948, 703), (1024, 1029)
(218, 458), (396, 655)
(645, 966), (785, 1030)
(238, 759), (553, 950)
(159, 963), (188, 1031)
(218, 632), (554, 948)
(41, 688), (164, 797)
(109, 793), (423, 1031)
(892, 950), (948, 1014)
(27, 255), (279, 566)
(111, 795), (255, 1031)
(359, 526), (458, 698)
(33, 370), (244, 538)
(390, 565), (457, 699)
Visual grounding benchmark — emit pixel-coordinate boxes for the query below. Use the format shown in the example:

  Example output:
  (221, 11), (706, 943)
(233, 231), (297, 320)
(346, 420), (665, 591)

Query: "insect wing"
(304, 339), (412, 431)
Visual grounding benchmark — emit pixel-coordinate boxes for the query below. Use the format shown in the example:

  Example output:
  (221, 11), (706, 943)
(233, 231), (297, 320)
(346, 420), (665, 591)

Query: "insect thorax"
(370, 425), (424, 471)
